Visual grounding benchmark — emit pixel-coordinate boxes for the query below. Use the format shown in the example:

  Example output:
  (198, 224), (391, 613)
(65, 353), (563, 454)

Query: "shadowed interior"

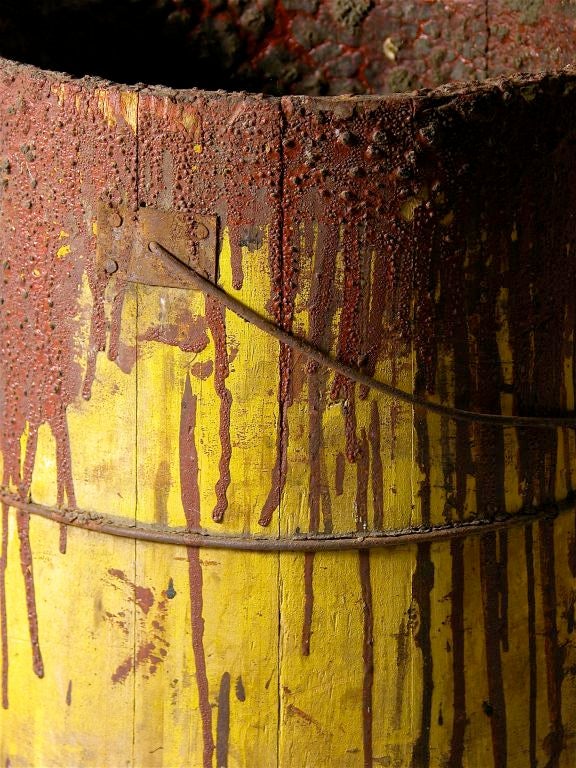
(0, 0), (575, 94)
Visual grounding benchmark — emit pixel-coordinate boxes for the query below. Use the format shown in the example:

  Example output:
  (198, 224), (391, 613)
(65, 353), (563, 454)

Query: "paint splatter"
(301, 552), (315, 657)
(107, 580), (169, 685)
(179, 375), (214, 768)
(539, 520), (566, 766)
(15, 511), (44, 680)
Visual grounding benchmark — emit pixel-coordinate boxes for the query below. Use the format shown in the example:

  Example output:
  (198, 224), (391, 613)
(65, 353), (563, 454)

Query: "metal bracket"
(96, 204), (218, 287)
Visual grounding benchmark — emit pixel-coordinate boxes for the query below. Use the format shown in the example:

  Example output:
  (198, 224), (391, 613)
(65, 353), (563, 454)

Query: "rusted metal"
(97, 203), (218, 287)
(0, 491), (567, 551)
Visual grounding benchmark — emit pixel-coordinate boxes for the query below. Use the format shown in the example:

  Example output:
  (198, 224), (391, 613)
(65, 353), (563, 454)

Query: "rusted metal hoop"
(0, 491), (570, 551)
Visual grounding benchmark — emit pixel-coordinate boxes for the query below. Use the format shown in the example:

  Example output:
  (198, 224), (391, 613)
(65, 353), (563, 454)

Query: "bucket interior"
(0, 1), (574, 95)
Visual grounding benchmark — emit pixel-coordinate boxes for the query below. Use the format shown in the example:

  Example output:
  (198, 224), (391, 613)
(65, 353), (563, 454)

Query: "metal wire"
(0, 492), (567, 551)
(148, 241), (576, 430)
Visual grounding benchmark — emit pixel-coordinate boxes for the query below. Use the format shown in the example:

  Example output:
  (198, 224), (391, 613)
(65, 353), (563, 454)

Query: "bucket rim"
(2, 54), (576, 107)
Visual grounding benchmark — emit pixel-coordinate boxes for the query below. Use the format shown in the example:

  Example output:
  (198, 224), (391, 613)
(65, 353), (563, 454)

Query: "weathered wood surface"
(1, 55), (576, 767)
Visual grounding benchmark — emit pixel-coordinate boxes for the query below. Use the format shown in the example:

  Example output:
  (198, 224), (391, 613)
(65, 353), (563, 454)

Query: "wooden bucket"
(1, 3), (576, 767)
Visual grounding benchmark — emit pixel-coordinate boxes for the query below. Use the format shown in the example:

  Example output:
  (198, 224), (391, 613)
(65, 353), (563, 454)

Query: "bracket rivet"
(193, 222), (210, 240)
(109, 211), (123, 228)
(105, 259), (119, 275)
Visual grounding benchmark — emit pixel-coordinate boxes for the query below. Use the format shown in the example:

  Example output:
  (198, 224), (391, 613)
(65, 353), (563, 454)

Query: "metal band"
(0, 491), (570, 551)
(142, 241), (576, 430)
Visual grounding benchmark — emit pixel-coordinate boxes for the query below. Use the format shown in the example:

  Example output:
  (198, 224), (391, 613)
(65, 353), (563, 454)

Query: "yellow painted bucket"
(1, 3), (576, 767)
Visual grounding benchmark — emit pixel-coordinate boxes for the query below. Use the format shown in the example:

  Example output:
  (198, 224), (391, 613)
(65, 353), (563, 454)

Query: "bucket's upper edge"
(1, 54), (576, 107)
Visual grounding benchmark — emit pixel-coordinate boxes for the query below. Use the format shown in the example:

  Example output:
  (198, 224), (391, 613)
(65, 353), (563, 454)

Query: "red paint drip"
(205, 297), (232, 524)
(180, 375), (215, 767)
(187, 541), (214, 767)
(259, 393), (289, 528)
(368, 402), (383, 530)
(356, 430), (369, 531)
(259, 345), (292, 527)
(335, 453), (345, 497)
(54, 409), (76, 554)
(21, 424), (38, 493)
(15, 511), (44, 679)
(111, 655), (133, 685)
(59, 526), (67, 555)
(106, 287), (127, 364)
(301, 552), (314, 657)
(300, 216), (342, 650)
(411, 399), (434, 767)
(256, 168), (285, 528)
(447, 375), (470, 764)
(216, 671), (231, 768)
(363, 238), (388, 386)
(393, 617), (410, 730)
(2, 421), (49, 699)
(260, 203), (300, 527)
(180, 376), (201, 530)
